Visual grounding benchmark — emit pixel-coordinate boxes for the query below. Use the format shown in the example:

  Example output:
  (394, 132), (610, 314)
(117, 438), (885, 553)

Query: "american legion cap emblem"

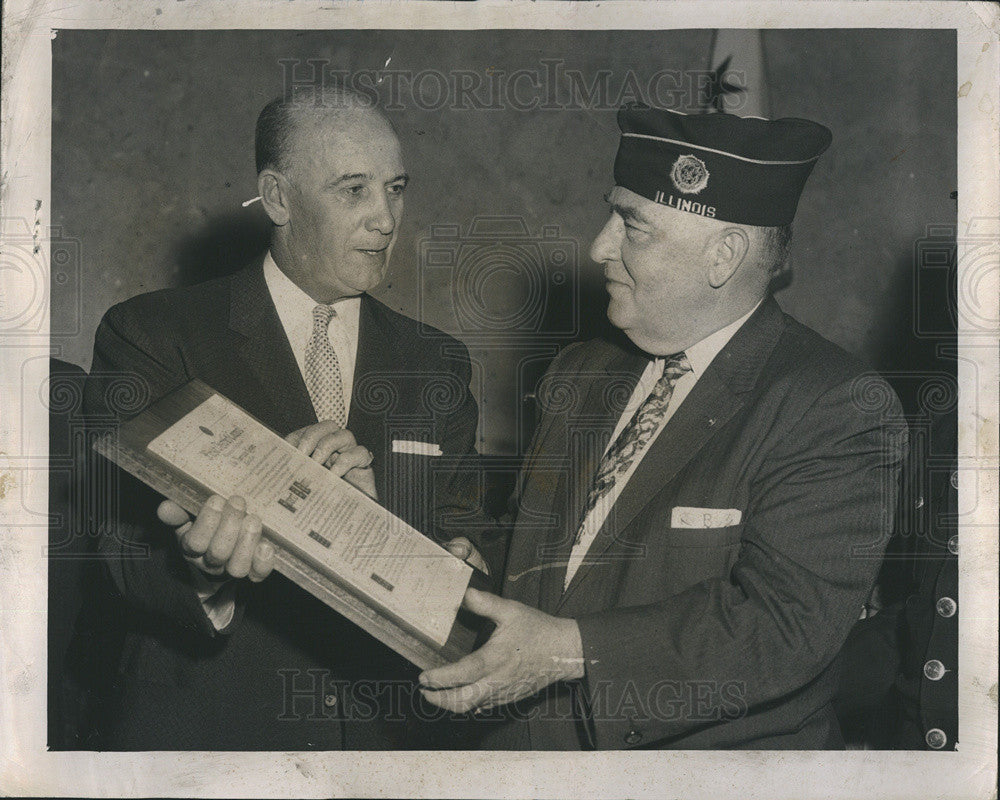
(670, 154), (710, 195)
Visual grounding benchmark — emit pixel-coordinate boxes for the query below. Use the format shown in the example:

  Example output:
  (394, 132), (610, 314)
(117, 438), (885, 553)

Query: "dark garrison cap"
(613, 106), (832, 226)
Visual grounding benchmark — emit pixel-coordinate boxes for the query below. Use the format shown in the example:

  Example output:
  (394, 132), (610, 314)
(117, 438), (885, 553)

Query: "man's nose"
(365, 191), (398, 235)
(589, 215), (621, 265)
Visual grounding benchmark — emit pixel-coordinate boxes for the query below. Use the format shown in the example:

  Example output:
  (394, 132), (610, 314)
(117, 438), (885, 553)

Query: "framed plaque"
(93, 379), (486, 670)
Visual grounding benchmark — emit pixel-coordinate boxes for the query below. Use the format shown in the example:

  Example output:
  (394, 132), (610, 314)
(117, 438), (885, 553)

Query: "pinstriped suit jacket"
(483, 297), (906, 750)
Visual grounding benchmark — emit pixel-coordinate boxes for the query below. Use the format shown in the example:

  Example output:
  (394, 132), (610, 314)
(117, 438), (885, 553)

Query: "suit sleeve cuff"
(574, 610), (675, 749)
(188, 562), (237, 632)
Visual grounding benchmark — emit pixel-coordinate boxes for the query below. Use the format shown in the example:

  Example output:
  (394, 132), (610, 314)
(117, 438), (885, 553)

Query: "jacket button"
(925, 728), (947, 749)
(624, 729), (643, 745)
(923, 659), (946, 681)
(950, 471), (959, 489)
(324, 693), (338, 708)
(947, 535), (958, 555)
(936, 596), (957, 618)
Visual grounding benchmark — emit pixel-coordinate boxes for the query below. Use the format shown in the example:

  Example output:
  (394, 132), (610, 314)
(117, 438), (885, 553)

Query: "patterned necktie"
(574, 353), (692, 544)
(304, 304), (346, 428)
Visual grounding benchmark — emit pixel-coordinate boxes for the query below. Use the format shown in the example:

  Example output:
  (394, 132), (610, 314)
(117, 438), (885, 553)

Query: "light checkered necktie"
(574, 353), (692, 545)
(304, 304), (346, 428)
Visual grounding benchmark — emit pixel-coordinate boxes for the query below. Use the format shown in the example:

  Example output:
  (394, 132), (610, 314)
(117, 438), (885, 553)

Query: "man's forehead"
(606, 184), (717, 234)
(606, 186), (660, 222)
(297, 106), (396, 144)
(289, 109), (403, 172)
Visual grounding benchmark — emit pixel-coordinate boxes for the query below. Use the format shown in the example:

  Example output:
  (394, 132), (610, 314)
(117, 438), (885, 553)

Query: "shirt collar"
(676, 299), (763, 378)
(262, 251), (361, 332)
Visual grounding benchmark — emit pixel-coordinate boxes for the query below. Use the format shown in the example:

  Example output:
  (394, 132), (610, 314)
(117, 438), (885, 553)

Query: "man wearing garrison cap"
(419, 106), (907, 749)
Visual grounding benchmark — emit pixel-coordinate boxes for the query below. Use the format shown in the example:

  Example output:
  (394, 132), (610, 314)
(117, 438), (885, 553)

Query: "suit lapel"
(556, 298), (787, 610)
(227, 263), (317, 435)
(348, 296), (401, 496)
(534, 346), (647, 613)
(227, 280), (401, 494)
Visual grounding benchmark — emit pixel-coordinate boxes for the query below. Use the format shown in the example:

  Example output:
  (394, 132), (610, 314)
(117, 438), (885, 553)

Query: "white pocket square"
(671, 507), (742, 528)
(391, 440), (443, 456)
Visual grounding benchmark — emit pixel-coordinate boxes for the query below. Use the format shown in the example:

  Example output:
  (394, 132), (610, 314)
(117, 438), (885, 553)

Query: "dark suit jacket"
(481, 298), (906, 750)
(48, 359), (127, 749)
(83, 262), (483, 750)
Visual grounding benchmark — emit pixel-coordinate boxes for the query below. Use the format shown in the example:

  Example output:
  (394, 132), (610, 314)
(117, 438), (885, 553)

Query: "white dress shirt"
(262, 251), (361, 422)
(563, 301), (762, 588)
(197, 253), (363, 628)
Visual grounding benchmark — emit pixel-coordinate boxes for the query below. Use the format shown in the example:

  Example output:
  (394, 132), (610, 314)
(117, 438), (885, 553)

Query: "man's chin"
(346, 259), (388, 291)
(605, 308), (657, 354)
(605, 298), (631, 331)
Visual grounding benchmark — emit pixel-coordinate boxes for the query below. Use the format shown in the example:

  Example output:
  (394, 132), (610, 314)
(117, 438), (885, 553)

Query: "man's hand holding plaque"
(158, 420), (488, 586)
(285, 421), (379, 501)
(96, 380), (488, 667)
(158, 424), (373, 583)
(286, 421), (489, 574)
(158, 494), (272, 582)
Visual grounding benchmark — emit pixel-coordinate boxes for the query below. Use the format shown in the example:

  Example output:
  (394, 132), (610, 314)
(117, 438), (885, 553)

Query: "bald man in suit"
(84, 88), (489, 750)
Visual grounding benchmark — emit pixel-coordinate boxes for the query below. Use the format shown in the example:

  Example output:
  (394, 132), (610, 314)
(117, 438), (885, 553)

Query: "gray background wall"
(51, 29), (956, 453)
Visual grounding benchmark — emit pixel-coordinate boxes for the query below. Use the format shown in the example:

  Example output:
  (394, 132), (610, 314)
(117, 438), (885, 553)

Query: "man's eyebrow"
(608, 199), (652, 226)
(327, 172), (409, 188)
(329, 172), (373, 186)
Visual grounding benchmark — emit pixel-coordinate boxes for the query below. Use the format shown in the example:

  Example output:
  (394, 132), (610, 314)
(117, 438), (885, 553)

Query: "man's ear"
(707, 227), (750, 288)
(258, 169), (290, 226)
